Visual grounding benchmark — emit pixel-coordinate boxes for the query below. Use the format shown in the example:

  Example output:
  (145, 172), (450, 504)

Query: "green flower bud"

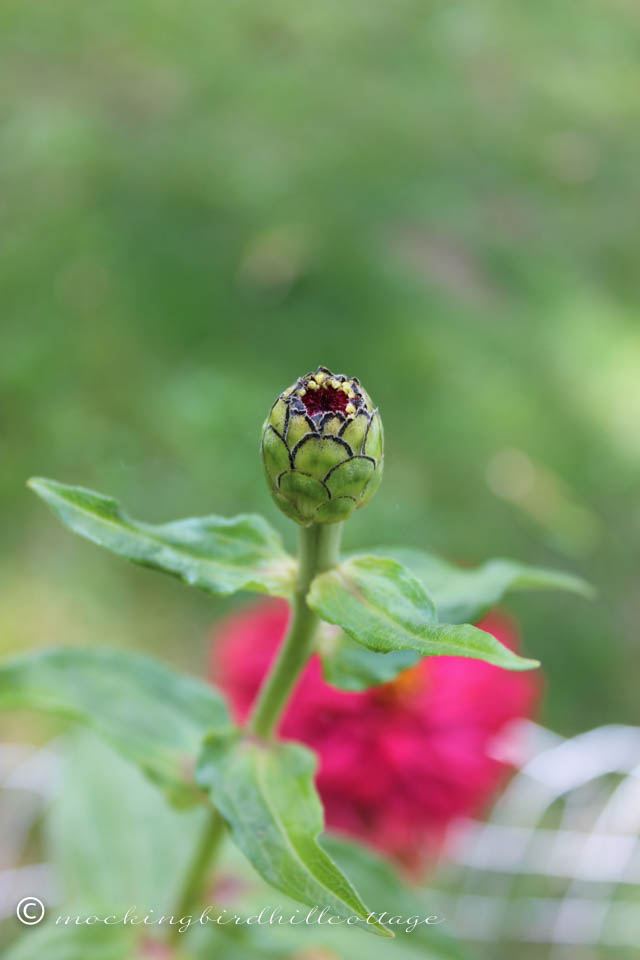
(261, 366), (384, 525)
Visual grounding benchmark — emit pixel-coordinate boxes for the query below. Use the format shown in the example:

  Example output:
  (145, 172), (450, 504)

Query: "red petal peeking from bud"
(209, 600), (540, 871)
(300, 383), (350, 417)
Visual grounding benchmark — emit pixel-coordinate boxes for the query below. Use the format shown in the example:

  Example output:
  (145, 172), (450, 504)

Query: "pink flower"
(210, 600), (539, 869)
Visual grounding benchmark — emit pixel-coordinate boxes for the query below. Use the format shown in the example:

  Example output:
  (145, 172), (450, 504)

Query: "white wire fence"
(434, 722), (640, 955)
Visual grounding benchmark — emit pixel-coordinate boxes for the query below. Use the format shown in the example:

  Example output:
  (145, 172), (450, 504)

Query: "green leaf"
(0, 647), (233, 804)
(366, 546), (593, 624)
(308, 555), (539, 671)
(320, 549), (591, 690)
(196, 732), (393, 938)
(28, 477), (296, 598)
(47, 732), (207, 912)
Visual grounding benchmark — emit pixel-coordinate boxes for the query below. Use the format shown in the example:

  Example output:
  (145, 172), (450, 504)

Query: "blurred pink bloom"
(210, 599), (539, 869)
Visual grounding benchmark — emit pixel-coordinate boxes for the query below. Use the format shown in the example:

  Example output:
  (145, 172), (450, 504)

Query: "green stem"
(249, 522), (343, 739)
(168, 806), (226, 945)
(167, 522), (342, 946)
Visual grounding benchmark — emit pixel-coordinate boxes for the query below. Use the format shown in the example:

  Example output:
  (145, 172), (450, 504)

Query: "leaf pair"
(28, 478), (591, 681)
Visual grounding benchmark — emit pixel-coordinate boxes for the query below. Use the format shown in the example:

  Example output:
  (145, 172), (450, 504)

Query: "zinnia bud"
(262, 366), (383, 525)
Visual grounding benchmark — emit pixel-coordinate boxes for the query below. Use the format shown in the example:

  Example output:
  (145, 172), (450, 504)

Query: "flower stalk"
(249, 522), (343, 738)
(168, 807), (226, 946)
(168, 521), (342, 943)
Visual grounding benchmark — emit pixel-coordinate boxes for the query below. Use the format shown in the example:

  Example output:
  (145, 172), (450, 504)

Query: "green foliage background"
(2, 0), (639, 732)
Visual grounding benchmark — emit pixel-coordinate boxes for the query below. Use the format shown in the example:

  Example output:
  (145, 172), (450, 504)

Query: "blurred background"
(2, 0), (639, 956)
(3, 0), (638, 730)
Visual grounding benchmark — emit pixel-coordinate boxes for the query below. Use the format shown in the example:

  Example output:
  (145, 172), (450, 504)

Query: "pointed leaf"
(0, 648), (233, 804)
(366, 546), (593, 624)
(196, 733), (392, 937)
(308, 555), (539, 671)
(322, 549), (591, 690)
(28, 477), (296, 598)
